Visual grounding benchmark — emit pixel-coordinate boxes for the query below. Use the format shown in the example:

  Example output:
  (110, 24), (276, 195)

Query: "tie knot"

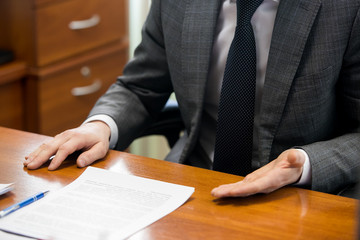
(236, 0), (263, 25)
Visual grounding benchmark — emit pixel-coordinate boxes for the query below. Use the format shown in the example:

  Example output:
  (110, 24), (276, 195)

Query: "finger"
(24, 132), (69, 167)
(211, 183), (239, 198)
(25, 141), (60, 169)
(76, 142), (108, 168)
(24, 141), (52, 165)
(242, 164), (271, 181)
(47, 135), (91, 170)
(230, 177), (278, 196)
(24, 146), (42, 165)
(211, 180), (263, 198)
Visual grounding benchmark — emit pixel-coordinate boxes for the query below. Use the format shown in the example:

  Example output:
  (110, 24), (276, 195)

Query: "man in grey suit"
(24, 0), (360, 198)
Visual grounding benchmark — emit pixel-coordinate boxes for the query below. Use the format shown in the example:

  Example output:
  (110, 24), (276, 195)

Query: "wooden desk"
(0, 127), (358, 239)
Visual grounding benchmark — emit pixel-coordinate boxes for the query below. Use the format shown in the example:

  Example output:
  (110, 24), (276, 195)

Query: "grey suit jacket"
(89, 0), (360, 194)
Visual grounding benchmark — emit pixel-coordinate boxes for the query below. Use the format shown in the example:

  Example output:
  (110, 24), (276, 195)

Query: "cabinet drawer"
(35, 0), (127, 66)
(0, 81), (23, 130)
(38, 48), (128, 136)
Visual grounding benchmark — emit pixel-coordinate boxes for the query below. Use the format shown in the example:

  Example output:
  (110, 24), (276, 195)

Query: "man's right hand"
(24, 121), (111, 170)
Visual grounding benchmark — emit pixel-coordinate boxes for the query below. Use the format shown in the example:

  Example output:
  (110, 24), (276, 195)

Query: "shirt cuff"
(293, 149), (312, 186)
(83, 115), (118, 149)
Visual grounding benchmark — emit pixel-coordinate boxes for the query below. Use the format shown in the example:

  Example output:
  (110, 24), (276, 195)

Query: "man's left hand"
(211, 149), (305, 198)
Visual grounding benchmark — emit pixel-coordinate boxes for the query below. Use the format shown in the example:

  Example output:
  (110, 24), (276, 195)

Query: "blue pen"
(0, 191), (49, 218)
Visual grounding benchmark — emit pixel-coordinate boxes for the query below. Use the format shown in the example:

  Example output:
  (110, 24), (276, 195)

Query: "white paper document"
(0, 230), (34, 240)
(0, 167), (194, 240)
(0, 183), (14, 196)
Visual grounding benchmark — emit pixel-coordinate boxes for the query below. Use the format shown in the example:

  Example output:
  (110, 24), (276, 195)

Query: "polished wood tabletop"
(0, 126), (358, 239)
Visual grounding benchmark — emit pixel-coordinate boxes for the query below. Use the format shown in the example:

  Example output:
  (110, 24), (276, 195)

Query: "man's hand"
(211, 149), (305, 198)
(24, 121), (111, 170)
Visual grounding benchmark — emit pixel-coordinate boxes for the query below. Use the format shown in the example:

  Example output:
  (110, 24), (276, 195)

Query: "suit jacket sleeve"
(301, 6), (360, 193)
(88, 0), (173, 150)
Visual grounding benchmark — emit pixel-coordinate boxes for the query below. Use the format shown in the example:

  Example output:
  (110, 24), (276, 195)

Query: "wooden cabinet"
(28, 44), (128, 136)
(35, 0), (127, 66)
(0, 62), (27, 130)
(0, 0), (129, 135)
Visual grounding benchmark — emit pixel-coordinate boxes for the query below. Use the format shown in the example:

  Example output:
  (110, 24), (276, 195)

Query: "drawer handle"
(69, 14), (100, 30)
(71, 79), (102, 96)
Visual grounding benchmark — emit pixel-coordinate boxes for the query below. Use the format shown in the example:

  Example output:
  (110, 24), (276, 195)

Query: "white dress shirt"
(85, 0), (311, 185)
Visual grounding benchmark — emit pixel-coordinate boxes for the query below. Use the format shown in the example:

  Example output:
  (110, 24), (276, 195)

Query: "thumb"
(77, 143), (108, 168)
(286, 149), (305, 169)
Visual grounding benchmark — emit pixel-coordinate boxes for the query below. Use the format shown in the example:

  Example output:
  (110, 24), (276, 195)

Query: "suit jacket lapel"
(181, 0), (221, 101)
(179, 0), (221, 158)
(258, 0), (322, 164)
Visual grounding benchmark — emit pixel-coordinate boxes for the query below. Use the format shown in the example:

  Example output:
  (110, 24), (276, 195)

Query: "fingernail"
(48, 165), (56, 171)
